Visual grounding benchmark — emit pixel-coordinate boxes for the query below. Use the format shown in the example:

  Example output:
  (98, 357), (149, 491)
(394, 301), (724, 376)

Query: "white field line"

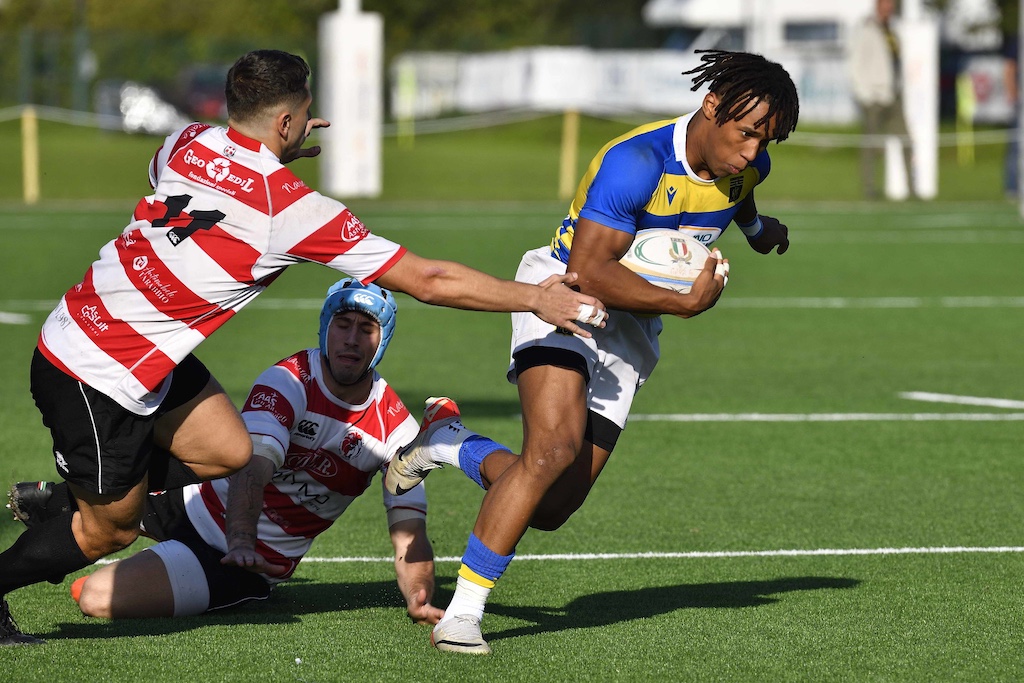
(292, 546), (1024, 564)
(5, 296), (1024, 313)
(898, 391), (1024, 410)
(628, 413), (1024, 422)
(0, 312), (30, 325)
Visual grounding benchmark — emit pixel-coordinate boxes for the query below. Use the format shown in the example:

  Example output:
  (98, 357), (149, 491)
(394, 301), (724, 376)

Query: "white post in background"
(1018, 4), (1024, 218)
(318, 0), (383, 198)
(893, 14), (939, 200)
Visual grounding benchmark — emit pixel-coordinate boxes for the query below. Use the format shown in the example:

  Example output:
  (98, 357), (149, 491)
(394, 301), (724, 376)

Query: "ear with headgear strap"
(319, 278), (398, 370)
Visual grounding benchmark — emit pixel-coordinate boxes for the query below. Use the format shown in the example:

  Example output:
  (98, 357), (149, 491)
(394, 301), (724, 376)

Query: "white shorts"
(508, 247), (663, 430)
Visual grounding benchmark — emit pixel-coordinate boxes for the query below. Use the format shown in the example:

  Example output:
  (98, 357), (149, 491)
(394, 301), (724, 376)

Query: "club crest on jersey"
(340, 213), (368, 242)
(340, 431), (363, 460)
(222, 145), (236, 158)
(728, 176), (744, 203)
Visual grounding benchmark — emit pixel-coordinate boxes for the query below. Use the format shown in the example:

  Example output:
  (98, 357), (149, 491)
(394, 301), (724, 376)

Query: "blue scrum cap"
(319, 278), (397, 371)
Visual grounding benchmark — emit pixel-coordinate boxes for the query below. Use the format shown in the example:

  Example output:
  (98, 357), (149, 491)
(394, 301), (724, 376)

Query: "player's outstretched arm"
(567, 218), (727, 318)
(375, 252), (607, 338)
(220, 452), (287, 576)
(389, 518), (444, 624)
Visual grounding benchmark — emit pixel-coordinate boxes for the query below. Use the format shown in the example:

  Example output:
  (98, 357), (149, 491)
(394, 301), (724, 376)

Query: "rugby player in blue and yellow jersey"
(386, 50), (801, 653)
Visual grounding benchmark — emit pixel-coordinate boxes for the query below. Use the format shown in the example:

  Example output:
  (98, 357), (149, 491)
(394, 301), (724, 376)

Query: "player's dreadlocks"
(683, 49), (800, 142)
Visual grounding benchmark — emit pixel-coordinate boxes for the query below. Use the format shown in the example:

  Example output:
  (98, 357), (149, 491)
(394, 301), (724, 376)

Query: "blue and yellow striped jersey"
(550, 112), (771, 263)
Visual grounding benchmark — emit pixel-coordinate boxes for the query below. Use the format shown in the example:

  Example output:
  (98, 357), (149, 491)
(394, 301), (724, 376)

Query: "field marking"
(292, 546), (1024, 564)
(0, 311), (30, 325)
(628, 413), (1024, 422)
(5, 296), (1024, 314)
(898, 391), (1024, 410)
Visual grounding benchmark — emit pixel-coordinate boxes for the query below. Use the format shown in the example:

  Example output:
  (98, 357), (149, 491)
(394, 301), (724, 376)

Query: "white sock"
(440, 574), (492, 623)
(429, 420), (475, 469)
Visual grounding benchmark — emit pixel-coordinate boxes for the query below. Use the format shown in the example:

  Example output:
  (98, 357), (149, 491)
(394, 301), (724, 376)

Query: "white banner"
(392, 47), (861, 124)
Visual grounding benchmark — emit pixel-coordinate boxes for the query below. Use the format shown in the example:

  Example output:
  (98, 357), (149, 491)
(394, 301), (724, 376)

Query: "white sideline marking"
(295, 546), (1024, 564)
(628, 413), (1024, 422)
(898, 391), (1024, 410)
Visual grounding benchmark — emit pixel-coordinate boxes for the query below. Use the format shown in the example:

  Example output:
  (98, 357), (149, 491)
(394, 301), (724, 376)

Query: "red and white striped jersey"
(38, 123), (406, 415)
(184, 348), (426, 582)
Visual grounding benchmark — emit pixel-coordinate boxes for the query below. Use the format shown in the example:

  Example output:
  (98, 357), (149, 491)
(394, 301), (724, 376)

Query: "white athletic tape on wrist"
(737, 215), (764, 238)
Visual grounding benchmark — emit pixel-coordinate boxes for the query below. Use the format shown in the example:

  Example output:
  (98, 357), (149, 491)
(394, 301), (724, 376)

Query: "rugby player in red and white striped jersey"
(0, 49), (605, 645)
(54, 280), (444, 621)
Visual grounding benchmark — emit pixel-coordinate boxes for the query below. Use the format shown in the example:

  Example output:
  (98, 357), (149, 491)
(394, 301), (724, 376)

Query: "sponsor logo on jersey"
(248, 388), (290, 424)
(283, 450), (339, 477)
(340, 213), (368, 242)
(728, 176), (744, 203)
(282, 179), (307, 194)
(180, 148), (256, 195)
(207, 157), (231, 182)
(133, 264), (178, 303)
(296, 419), (319, 438)
(78, 305), (109, 334)
(677, 227), (722, 245)
(55, 450), (69, 473)
(340, 431), (363, 460)
(283, 356), (313, 384)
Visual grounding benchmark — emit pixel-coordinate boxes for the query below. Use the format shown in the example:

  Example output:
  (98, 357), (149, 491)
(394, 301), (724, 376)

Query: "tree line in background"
(0, 0), (654, 112)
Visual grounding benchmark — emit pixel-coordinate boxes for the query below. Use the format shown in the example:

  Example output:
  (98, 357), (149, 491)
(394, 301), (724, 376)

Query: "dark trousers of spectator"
(859, 99), (915, 200)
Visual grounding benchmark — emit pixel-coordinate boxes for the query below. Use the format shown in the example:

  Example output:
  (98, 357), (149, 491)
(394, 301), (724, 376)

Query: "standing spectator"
(850, 0), (916, 200)
(1003, 31), (1020, 198)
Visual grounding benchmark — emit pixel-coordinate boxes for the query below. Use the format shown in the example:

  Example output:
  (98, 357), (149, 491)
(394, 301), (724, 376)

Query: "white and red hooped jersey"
(183, 348), (426, 583)
(38, 123), (406, 415)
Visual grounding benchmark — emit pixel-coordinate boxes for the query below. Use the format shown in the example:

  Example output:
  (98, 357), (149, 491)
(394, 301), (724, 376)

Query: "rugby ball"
(619, 229), (712, 294)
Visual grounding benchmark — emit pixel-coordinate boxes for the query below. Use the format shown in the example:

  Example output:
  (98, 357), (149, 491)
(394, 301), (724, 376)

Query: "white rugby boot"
(385, 397), (462, 495)
(431, 614), (491, 655)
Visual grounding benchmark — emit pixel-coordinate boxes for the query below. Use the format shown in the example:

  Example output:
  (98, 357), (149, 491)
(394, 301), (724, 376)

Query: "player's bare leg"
(433, 363), (588, 654)
(68, 479), (148, 560)
(477, 437), (612, 531)
(73, 548), (174, 618)
(154, 375), (251, 481)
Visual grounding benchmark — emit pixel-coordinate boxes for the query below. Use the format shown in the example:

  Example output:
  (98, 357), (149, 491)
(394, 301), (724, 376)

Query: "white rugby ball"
(619, 229), (712, 294)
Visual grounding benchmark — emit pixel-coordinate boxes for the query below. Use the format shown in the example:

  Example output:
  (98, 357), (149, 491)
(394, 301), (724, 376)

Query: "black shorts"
(143, 488), (272, 611)
(30, 349), (211, 496)
(513, 346), (621, 452)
